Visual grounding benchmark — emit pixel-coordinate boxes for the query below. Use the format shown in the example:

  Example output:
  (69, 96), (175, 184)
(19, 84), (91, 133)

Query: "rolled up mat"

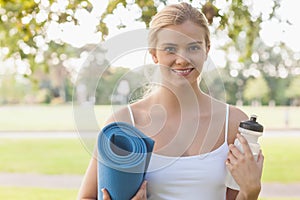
(97, 122), (155, 200)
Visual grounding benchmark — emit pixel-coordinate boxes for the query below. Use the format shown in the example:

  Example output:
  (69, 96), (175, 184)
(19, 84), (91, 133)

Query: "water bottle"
(225, 114), (264, 190)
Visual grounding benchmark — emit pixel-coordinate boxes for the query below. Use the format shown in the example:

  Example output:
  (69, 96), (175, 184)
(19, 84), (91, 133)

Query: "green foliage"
(200, 68), (227, 102)
(265, 76), (290, 105)
(0, 0), (92, 104)
(286, 76), (300, 99)
(201, 2), (220, 25)
(99, 0), (157, 39)
(0, 76), (30, 104)
(0, 0), (298, 106)
(98, 0), (128, 40)
(0, 0), (90, 58)
(243, 76), (270, 104)
(136, 0), (157, 27)
(99, 0), (267, 61)
(215, 0), (262, 61)
(96, 67), (130, 104)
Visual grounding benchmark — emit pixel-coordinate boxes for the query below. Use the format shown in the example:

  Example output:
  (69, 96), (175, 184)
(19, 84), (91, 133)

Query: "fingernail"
(236, 133), (241, 137)
(101, 188), (105, 192)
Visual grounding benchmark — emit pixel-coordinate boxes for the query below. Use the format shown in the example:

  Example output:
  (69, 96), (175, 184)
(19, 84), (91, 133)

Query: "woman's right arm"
(77, 106), (134, 200)
(77, 149), (98, 200)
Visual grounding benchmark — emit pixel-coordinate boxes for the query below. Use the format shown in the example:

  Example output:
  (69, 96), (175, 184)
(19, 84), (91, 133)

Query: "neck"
(152, 83), (205, 114)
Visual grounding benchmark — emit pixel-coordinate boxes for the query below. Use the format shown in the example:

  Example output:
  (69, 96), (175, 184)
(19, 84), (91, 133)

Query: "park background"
(1, 0), (300, 199)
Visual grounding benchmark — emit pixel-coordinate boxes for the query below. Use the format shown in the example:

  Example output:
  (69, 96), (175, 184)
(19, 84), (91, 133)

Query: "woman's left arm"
(226, 134), (264, 200)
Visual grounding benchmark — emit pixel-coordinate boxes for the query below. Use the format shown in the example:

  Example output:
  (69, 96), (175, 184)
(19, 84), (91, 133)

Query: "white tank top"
(127, 104), (230, 200)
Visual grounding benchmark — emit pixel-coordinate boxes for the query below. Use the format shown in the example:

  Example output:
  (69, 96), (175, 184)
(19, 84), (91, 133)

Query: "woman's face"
(151, 20), (210, 86)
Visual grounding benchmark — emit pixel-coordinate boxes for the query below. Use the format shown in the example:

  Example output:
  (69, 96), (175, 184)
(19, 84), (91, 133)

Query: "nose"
(175, 52), (190, 66)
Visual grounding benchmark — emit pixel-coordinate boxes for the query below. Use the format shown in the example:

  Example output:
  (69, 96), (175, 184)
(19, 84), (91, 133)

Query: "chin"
(162, 77), (198, 90)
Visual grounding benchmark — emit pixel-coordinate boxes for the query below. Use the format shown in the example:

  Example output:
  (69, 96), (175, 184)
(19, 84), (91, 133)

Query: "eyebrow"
(160, 43), (178, 47)
(160, 41), (203, 46)
(188, 41), (203, 45)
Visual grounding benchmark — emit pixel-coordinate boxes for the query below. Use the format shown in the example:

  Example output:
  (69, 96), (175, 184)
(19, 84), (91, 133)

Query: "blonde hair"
(130, 3), (210, 103)
(148, 2), (210, 49)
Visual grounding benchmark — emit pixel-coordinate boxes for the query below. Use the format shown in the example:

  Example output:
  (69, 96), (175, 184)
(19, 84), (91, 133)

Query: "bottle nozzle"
(240, 114), (263, 132)
(250, 114), (257, 122)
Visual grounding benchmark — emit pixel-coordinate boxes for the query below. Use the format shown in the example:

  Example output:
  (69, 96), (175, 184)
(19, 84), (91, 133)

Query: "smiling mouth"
(171, 68), (194, 76)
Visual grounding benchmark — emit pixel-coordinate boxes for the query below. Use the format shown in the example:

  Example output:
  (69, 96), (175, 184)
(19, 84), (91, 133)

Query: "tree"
(243, 76), (270, 105)
(0, 75), (29, 104)
(0, 0), (93, 103)
(99, 0), (281, 61)
(1, 0), (297, 105)
(0, 0), (92, 71)
(100, 0), (295, 106)
(285, 75), (300, 105)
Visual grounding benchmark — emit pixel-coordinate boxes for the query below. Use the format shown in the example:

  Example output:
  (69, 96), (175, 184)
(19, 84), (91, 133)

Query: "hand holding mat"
(97, 122), (155, 200)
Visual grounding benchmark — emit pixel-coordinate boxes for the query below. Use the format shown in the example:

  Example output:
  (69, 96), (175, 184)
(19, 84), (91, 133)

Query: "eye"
(164, 47), (176, 54)
(188, 45), (201, 52)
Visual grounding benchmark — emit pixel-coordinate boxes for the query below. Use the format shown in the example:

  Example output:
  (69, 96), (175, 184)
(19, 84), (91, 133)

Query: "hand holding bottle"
(225, 115), (264, 190)
(226, 134), (264, 196)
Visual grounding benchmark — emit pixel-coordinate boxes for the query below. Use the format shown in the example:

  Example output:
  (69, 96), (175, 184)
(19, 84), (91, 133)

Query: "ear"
(149, 49), (158, 63)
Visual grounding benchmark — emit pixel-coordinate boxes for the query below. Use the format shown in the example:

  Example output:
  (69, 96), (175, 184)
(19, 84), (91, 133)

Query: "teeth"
(172, 69), (193, 74)
(173, 69), (192, 73)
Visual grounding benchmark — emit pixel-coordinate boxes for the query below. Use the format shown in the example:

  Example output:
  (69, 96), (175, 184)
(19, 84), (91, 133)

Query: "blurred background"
(0, 0), (299, 199)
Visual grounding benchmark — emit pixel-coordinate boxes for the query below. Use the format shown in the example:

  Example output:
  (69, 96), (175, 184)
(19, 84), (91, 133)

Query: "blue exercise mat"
(97, 122), (155, 200)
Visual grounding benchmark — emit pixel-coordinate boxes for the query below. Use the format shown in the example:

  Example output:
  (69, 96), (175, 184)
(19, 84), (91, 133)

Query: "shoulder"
(227, 105), (248, 144)
(103, 100), (148, 126)
(104, 105), (133, 126)
(228, 105), (248, 122)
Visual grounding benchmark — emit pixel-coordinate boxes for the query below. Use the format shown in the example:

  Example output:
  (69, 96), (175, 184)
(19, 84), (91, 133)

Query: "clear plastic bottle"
(225, 115), (264, 190)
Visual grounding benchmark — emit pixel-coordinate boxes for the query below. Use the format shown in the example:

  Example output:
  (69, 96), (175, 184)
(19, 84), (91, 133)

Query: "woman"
(78, 2), (264, 200)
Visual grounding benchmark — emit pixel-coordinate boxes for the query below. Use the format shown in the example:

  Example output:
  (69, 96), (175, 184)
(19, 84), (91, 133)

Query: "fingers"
(132, 181), (147, 200)
(236, 134), (252, 157)
(226, 134), (254, 170)
(102, 188), (111, 200)
(257, 150), (264, 169)
(257, 150), (264, 162)
(228, 143), (242, 158)
(102, 181), (147, 200)
(227, 145), (237, 165)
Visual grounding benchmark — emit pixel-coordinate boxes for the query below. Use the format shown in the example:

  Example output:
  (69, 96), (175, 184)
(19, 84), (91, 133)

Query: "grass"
(0, 137), (300, 183)
(0, 105), (299, 200)
(0, 138), (91, 174)
(0, 105), (299, 131)
(0, 104), (113, 131)
(0, 137), (299, 199)
(0, 187), (78, 200)
(260, 199), (300, 200)
(261, 136), (300, 182)
(0, 105), (77, 131)
(0, 187), (299, 200)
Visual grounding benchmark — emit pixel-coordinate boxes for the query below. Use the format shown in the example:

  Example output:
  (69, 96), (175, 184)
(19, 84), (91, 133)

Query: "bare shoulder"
(227, 105), (248, 144)
(229, 105), (248, 122)
(104, 105), (133, 126)
(103, 100), (147, 126)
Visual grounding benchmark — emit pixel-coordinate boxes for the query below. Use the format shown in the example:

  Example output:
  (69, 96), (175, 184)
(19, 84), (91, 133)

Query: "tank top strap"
(127, 104), (135, 127)
(225, 104), (229, 144)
